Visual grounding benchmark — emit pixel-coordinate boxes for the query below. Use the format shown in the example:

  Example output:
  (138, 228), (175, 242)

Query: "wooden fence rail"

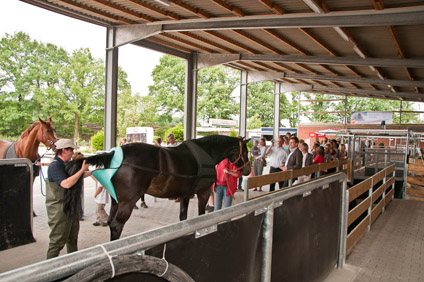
(346, 164), (396, 254)
(245, 159), (348, 197)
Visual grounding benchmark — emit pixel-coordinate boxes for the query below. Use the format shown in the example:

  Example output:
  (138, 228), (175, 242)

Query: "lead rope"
(34, 147), (52, 197)
(158, 243), (169, 277)
(99, 245), (116, 278)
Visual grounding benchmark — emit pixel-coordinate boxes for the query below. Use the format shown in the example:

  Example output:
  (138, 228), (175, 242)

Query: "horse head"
(38, 117), (58, 150)
(228, 136), (251, 176)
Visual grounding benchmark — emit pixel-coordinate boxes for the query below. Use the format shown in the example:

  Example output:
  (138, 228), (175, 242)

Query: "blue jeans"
(214, 185), (233, 211)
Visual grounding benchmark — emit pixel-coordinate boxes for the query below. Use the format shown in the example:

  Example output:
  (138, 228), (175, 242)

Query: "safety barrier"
(0, 158), (35, 251)
(0, 172), (347, 282)
(345, 164), (395, 254)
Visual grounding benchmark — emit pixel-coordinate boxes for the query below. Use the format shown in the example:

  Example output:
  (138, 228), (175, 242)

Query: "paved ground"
(325, 199), (424, 282)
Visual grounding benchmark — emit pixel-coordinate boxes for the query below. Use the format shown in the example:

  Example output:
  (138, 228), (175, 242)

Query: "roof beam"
(239, 53), (424, 68)
(160, 7), (424, 31)
(282, 73), (424, 88)
(132, 39), (189, 59)
(210, 0), (246, 17)
(310, 85), (422, 101)
(114, 24), (162, 47)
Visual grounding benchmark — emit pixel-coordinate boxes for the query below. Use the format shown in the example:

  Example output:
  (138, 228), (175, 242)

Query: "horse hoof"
(140, 202), (148, 208)
(133, 205), (139, 209)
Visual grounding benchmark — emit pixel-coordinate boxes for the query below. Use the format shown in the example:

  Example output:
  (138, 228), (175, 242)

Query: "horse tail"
(63, 151), (115, 219)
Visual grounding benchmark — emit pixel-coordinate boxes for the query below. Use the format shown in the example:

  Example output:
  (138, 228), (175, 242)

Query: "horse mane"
(19, 122), (39, 139)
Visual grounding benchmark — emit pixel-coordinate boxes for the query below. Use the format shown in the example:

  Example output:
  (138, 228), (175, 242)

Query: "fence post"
(337, 178), (348, 269)
(288, 170), (293, 187)
(261, 203), (274, 282)
(382, 168), (387, 213)
(243, 177), (249, 202)
(368, 177), (373, 231)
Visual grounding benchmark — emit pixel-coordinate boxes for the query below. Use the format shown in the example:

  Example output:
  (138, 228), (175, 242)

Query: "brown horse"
(0, 117), (57, 174)
(67, 135), (251, 240)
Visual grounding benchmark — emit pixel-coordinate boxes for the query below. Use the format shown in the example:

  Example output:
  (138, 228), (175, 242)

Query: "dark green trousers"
(45, 181), (79, 259)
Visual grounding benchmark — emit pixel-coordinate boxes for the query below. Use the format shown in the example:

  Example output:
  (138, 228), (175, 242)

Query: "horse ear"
(38, 117), (46, 125)
(243, 138), (251, 144)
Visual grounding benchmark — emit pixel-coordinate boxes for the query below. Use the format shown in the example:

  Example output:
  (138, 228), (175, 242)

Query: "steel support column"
(184, 52), (197, 140)
(274, 82), (281, 140)
(239, 70), (248, 138)
(104, 27), (119, 150)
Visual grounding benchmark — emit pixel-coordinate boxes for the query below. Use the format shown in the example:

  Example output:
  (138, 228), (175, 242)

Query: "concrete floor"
(325, 199), (424, 282)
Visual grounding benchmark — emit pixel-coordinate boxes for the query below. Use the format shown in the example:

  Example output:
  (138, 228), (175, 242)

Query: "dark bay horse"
(0, 117), (57, 171)
(67, 135), (251, 240)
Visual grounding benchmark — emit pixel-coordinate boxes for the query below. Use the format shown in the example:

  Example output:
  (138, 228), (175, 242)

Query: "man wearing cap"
(45, 139), (90, 259)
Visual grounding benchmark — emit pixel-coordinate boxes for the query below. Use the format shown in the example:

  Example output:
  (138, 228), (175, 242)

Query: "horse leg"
(179, 197), (191, 221)
(109, 201), (134, 241)
(197, 187), (211, 215)
(108, 197), (118, 226)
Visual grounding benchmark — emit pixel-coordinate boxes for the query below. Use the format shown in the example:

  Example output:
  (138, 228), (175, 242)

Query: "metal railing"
(0, 172), (347, 282)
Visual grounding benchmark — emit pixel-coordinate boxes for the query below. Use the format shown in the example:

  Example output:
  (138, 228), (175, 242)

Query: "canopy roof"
(22, 0), (424, 102)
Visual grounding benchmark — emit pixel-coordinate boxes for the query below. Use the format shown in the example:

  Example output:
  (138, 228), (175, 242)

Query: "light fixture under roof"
(154, 0), (171, 7)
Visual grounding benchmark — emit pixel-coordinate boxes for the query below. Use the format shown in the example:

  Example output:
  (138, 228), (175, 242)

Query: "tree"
(149, 55), (240, 126)
(197, 66), (239, 123)
(247, 81), (274, 127)
(0, 32), (69, 137)
(149, 55), (185, 124)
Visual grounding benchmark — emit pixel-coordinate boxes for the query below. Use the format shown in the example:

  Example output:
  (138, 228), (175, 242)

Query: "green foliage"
(155, 126), (171, 140)
(166, 125), (184, 142)
(91, 130), (104, 151)
(247, 114), (263, 129)
(247, 81), (274, 127)
(149, 55), (240, 125)
(229, 129), (238, 137)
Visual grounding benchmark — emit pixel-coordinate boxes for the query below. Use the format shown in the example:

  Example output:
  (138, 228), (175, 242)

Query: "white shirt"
(95, 187), (109, 204)
(268, 147), (288, 168)
(255, 146), (266, 160)
(302, 152), (308, 167)
(285, 147), (296, 167)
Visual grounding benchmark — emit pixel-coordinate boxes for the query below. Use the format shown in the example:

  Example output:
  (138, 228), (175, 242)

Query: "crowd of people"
(249, 134), (348, 191)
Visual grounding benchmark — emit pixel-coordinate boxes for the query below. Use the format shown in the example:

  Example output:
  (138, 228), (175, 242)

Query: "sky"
(0, 0), (162, 95)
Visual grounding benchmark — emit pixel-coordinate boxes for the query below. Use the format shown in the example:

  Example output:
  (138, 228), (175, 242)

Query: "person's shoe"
(93, 222), (100, 226)
(140, 201), (148, 208)
(237, 188), (244, 191)
(133, 205), (139, 209)
(101, 222), (108, 227)
(253, 188), (257, 191)
(205, 204), (214, 212)
(258, 188), (263, 192)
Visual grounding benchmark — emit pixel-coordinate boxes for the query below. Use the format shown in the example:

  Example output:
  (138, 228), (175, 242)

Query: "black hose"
(64, 254), (194, 282)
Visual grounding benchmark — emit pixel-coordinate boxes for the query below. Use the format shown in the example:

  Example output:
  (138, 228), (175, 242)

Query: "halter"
(230, 140), (249, 171)
(40, 123), (56, 150)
